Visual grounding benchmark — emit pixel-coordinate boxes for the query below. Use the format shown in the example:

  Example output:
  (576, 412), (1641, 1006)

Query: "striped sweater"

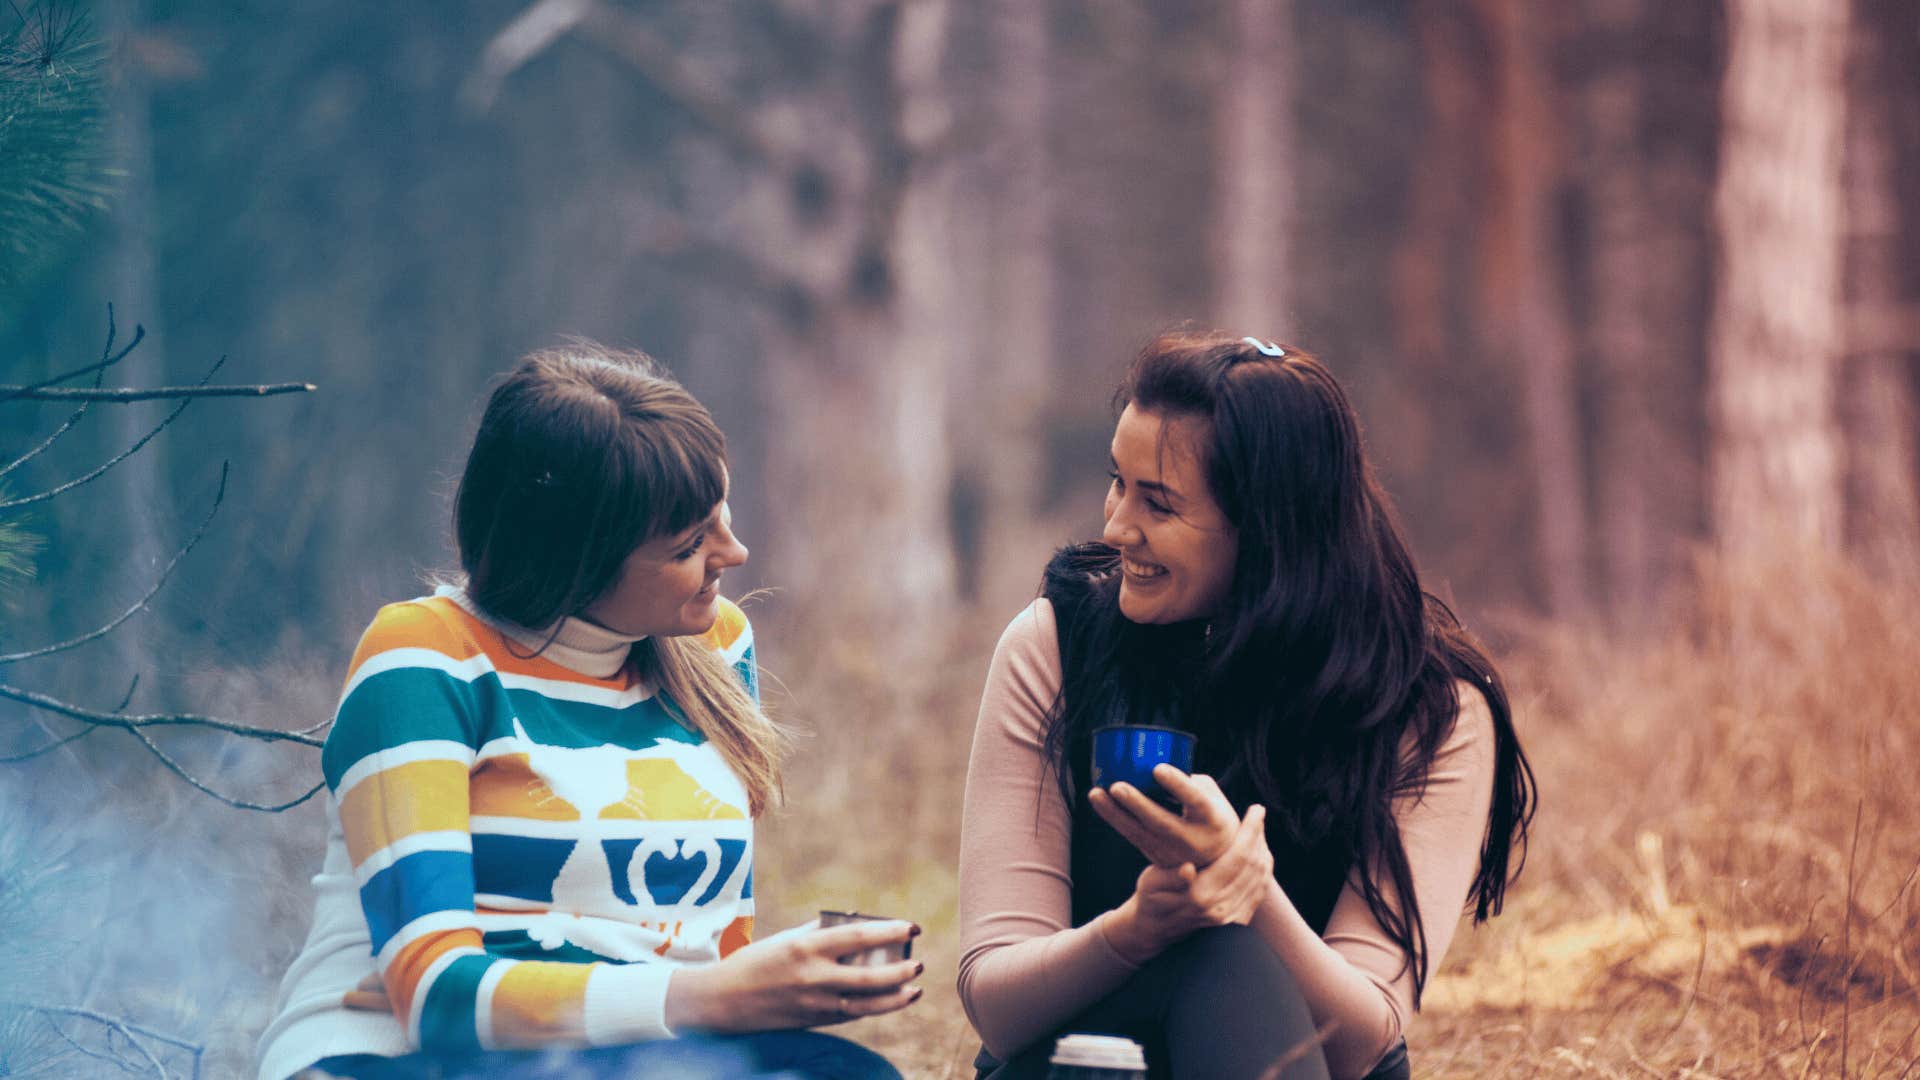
(257, 589), (760, 1080)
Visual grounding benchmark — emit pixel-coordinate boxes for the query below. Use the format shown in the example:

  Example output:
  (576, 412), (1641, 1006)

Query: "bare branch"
(576, 3), (793, 169)
(126, 723), (327, 813)
(460, 0), (595, 114)
(0, 464), (227, 665)
(4, 999), (200, 1060)
(1, 381), (316, 402)
(0, 306), (144, 403)
(46, 1013), (143, 1074)
(0, 375), (98, 481)
(0, 311), (128, 481)
(0, 681), (325, 746)
(0, 723), (95, 763)
(0, 356), (225, 512)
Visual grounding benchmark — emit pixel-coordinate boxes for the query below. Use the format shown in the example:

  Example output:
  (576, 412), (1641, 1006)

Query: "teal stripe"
(482, 929), (615, 964)
(323, 667), (706, 790)
(418, 954), (492, 1054)
(734, 642), (760, 704)
(323, 667), (477, 789)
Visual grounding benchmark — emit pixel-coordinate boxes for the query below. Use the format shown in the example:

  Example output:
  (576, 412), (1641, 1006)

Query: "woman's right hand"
(663, 921), (923, 1033)
(1100, 804), (1273, 964)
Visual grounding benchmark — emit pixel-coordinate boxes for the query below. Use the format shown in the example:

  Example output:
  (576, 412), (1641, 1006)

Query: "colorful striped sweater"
(257, 588), (760, 1080)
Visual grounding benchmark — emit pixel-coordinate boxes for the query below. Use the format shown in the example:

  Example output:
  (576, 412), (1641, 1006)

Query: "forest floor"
(754, 553), (1920, 1079)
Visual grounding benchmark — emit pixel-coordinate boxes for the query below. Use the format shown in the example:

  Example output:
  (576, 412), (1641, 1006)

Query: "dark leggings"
(978, 926), (1409, 1080)
(313, 1030), (901, 1080)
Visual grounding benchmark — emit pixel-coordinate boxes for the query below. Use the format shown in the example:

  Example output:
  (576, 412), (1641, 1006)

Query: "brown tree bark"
(1573, 0), (1716, 626)
(1213, 0), (1295, 334)
(952, 0), (1061, 615)
(1707, 0), (1849, 560)
(1476, 0), (1592, 619)
(1838, 0), (1920, 581)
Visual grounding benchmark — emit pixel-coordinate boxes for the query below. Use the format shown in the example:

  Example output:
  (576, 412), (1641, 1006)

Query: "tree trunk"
(1707, 0), (1849, 560)
(1575, 0), (1716, 626)
(744, 1), (961, 668)
(1213, 0), (1295, 333)
(950, 0), (1059, 615)
(1838, 0), (1920, 580)
(1478, 0), (1591, 619)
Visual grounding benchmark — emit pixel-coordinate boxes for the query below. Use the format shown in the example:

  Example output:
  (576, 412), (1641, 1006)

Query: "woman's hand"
(1089, 765), (1241, 867)
(664, 920), (923, 1033)
(1101, 805), (1273, 964)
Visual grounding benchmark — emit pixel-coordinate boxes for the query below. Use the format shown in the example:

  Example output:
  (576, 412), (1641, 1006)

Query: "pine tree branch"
(0, 681), (326, 747)
(0, 381), (315, 402)
(0, 722), (94, 762)
(125, 723), (326, 813)
(0, 304), (142, 402)
(0, 463), (225, 665)
(0, 306), (125, 480)
(0, 356), (224, 512)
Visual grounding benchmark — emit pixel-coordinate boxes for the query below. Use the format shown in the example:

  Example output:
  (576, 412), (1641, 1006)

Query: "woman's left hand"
(1089, 765), (1242, 868)
(1101, 804), (1275, 963)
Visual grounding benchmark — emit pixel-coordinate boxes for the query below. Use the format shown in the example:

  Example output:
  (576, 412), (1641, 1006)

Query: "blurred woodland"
(2, 0), (1919, 1077)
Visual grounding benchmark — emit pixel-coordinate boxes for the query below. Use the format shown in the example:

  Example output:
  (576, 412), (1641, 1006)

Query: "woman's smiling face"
(1102, 404), (1238, 625)
(582, 475), (749, 638)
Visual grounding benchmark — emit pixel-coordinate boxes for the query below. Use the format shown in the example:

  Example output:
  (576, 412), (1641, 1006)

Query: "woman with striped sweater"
(259, 345), (916, 1080)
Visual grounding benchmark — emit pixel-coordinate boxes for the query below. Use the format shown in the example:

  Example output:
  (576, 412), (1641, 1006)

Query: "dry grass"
(752, 552), (1920, 1078)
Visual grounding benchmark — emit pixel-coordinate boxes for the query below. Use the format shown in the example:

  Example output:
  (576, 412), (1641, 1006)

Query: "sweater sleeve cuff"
(581, 963), (676, 1045)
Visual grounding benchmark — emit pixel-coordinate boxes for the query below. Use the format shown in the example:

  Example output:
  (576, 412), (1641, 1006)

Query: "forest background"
(3, 1), (1918, 1077)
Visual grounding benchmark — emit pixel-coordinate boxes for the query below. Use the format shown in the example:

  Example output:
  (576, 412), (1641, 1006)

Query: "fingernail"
(910, 987), (923, 1002)
(914, 961), (925, 977)
(909, 923), (923, 937)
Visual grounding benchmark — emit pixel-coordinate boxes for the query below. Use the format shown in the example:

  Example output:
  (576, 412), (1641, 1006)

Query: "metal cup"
(1090, 724), (1197, 805)
(818, 910), (914, 967)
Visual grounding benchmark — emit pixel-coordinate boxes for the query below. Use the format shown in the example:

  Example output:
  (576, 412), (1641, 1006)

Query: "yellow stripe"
(340, 758), (471, 865)
(489, 962), (591, 1044)
(700, 597), (747, 653)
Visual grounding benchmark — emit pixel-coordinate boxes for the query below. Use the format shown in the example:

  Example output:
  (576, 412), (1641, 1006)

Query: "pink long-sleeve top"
(956, 599), (1497, 1078)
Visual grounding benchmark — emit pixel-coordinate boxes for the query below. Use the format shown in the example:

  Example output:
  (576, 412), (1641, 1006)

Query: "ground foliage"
(752, 554), (1920, 1078)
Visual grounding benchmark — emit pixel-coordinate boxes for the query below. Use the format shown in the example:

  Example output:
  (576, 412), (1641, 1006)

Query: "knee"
(1154, 925), (1304, 996)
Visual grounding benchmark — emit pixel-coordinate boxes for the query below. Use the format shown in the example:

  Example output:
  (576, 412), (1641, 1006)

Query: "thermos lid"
(1050, 1034), (1147, 1070)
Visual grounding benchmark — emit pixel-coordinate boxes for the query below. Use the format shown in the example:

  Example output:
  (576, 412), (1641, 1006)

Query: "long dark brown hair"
(454, 342), (784, 813)
(1045, 329), (1535, 1003)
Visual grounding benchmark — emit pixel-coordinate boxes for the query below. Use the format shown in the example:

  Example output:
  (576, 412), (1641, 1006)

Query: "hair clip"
(1241, 336), (1287, 358)
(531, 470), (556, 488)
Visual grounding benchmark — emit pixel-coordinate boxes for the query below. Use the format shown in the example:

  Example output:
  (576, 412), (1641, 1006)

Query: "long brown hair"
(454, 342), (785, 814)
(1046, 329), (1534, 1003)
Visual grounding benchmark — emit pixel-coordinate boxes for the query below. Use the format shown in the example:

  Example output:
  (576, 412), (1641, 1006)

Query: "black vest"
(1042, 545), (1351, 936)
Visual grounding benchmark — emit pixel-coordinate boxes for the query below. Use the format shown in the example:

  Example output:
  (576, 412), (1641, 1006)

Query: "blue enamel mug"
(1091, 725), (1197, 804)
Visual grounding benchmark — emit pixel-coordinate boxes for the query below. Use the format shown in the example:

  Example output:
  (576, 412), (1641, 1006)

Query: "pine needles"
(0, 0), (115, 291)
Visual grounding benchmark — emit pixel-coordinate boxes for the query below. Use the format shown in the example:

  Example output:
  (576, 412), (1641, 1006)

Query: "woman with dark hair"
(258, 344), (917, 1080)
(957, 331), (1535, 1080)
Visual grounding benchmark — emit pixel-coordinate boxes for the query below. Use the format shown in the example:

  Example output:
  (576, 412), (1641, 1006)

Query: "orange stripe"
(489, 962), (591, 1045)
(387, 928), (483, 1022)
(339, 758), (471, 865)
(351, 600), (484, 673)
(470, 754), (581, 821)
(719, 915), (753, 957)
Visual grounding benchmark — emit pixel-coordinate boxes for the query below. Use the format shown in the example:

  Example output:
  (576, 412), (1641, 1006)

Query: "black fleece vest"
(1041, 545), (1350, 935)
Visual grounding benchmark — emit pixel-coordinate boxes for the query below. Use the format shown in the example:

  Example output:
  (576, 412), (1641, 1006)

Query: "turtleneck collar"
(437, 584), (646, 680)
